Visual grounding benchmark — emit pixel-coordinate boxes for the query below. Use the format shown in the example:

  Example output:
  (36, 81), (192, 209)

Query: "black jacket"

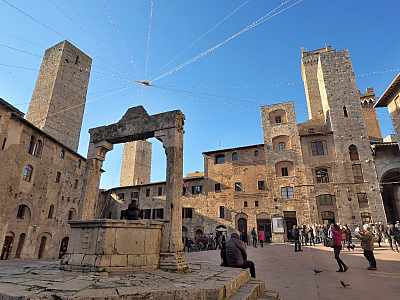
(388, 224), (399, 236)
(124, 202), (140, 220)
(226, 233), (247, 267)
(292, 227), (300, 240)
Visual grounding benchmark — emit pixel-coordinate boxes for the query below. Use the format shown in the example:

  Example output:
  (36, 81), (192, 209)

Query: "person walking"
(387, 223), (400, 253)
(251, 227), (257, 248)
(331, 224), (348, 272)
(373, 224), (382, 247)
(258, 230), (264, 248)
(226, 230), (256, 278)
(341, 225), (349, 249)
(308, 227), (315, 246)
(355, 224), (377, 270)
(292, 225), (302, 252)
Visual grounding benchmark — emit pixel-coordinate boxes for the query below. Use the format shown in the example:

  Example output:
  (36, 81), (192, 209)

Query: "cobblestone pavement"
(186, 241), (400, 300)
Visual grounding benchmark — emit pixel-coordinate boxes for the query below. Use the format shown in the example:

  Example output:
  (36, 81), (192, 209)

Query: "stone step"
(256, 290), (280, 300)
(228, 278), (266, 300)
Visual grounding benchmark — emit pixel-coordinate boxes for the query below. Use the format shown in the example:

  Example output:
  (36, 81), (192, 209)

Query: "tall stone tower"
(120, 140), (152, 186)
(359, 87), (383, 143)
(26, 40), (92, 152)
(301, 46), (386, 224)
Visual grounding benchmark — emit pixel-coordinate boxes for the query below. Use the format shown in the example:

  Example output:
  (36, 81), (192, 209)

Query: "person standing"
(226, 230), (256, 278)
(251, 227), (257, 248)
(373, 224), (382, 247)
(331, 224), (348, 272)
(241, 230), (248, 248)
(355, 224), (377, 270)
(387, 224), (400, 253)
(292, 225), (302, 252)
(258, 230), (264, 247)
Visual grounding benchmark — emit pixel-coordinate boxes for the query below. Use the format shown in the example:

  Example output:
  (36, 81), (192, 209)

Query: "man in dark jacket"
(123, 200), (140, 220)
(387, 224), (400, 253)
(292, 225), (302, 252)
(226, 230), (256, 278)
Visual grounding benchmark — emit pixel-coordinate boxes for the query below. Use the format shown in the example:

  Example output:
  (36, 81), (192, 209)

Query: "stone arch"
(235, 213), (248, 234)
(269, 109), (287, 124)
(0, 231), (15, 260)
(67, 208), (77, 221)
(379, 167), (400, 223)
(36, 232), (52, 259)
(272, 135), (290, 151)
(275, 161), (294, 177)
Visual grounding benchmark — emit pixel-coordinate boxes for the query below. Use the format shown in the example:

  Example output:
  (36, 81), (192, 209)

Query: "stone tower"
(26, 40), (92, 152)
(120, 140), (152, 186)
(359, 87), (383, 143)
(302, 46), (386, 224)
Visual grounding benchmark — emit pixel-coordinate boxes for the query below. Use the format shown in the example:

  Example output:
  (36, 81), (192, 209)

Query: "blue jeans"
(294, 239), (301, 251)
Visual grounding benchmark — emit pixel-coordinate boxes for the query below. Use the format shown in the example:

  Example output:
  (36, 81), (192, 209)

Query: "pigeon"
(313, 269), (322, 274)
(341, 281), (350, 287)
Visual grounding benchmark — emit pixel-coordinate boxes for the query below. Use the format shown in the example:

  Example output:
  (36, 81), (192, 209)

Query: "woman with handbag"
(331, 224), (348, 272)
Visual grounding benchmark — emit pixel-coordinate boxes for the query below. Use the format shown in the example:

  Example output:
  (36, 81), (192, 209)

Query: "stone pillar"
(79, 140), (113, 220)
(155, 125), (189, 270)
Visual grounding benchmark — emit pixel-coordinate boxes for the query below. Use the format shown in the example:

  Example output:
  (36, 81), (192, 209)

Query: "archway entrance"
(1, 232), (15, 260)
(59, 237), (69, 259)
(194, 229), (203, 244)
(15, 233), (26, 259)
(257, 213), (272, 242)
(381, 171), (400, 223)
(238, 218), (247, 234)
(38, 236), (47, 259)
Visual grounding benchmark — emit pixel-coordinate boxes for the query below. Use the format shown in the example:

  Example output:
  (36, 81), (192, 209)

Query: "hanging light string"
(151, 0), (303, 82)
(145, 0), (154, 80)
(100, 0), (142, 80)
(148, 0), (251, 81)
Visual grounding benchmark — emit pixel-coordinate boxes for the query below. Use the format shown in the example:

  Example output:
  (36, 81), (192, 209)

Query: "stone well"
(61, 219), (164, 272)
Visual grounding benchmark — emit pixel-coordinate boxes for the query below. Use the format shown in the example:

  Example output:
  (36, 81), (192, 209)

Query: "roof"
(297, 113), (329, 136)
(0, 98), (25, 117)
(203, 144), (264, 155)
(375, 73), (400, 107)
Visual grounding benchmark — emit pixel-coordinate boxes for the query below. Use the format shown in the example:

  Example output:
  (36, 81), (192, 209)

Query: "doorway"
(284, 211), (297, 241)
(1, 232), (15, 260)
(59, 237), (69, 259)
(238, 218), (247, 234)
(321, 211), (335, 225)
(15, 233), (26, 259)
(257, 213), (272, 242)
(38, 236), (47, 259)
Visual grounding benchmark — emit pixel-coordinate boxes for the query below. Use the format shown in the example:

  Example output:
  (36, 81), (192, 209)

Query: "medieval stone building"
(0, 41), (91, 260)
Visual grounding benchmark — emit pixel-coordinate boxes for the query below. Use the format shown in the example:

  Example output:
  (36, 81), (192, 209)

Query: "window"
(141, 209), (151, 219)
(232, 152), (238, 161)
(316, 168), (329, 183)
(48, 205), (54, 219)
(219, 206), (225, 218)
(108, 212), (112, 219)
(308, 128), (315, 134)
(255, 201), (259, 207)
(132, 192), (139, 199)
(215, 154), (225, 164)
(55, 172), (61, 183)
(75, 55), (79, 64)
(77, 160), (81, 168)
(258, 181), (265, 190)
(68, 210), (75, 220)
(1, 137), (6, 150)
(60, 150), (65, 158)
(192, 185), (202, 195)
(395, 96), (400, 109)
(311, 141), (324, 156)
(281, 167), (288, 177)
(152, 208), (164, 219)
(254, 150), (259, 157)
(318, 194), (334, 206)
(17, 205), (27, 218)
(343, 105), (348, 117)
(352, 164), (364, 183)
(74, 179), (79, 189)
(158, 187), (162, 196)
(278, 142), (285, 150)
(244, 201), (248, 207)
(23, 165), (33, 182)
(117, 193), (125, 200)
(349, 145), (359, 161)
(215, 183), (221, 193)
(146, 189), (150, 197)
(182, 186), (187, 195)
(358, 193), (368, 208)
(281, 187), (294, 199)
(275, 116), (282, 123)
(28, 136), (41, 157)
(235, 182), (242, 191)
(182, 208), (193, 218)
(361, 212), (372, 224)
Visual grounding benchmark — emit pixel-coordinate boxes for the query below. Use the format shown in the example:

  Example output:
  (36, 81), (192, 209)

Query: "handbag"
(328, 238), (335, 248)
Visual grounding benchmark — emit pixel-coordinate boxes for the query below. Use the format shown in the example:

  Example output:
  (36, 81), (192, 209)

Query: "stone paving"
(0, 261), (251, 300)
(186, 241), (400, 300)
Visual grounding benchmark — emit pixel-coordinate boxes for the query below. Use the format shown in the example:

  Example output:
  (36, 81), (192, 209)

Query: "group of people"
(238, 228), (266, 248)
(184, 232), (226, 252)
(372, 221), (400, 252)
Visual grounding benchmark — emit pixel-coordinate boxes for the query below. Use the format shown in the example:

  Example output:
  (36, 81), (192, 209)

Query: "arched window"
(28, 136), (42, 157)
(60, 150), (65, 158)
(232, 152), (238, 161)
(244, 201), (248, 207)
(17, 205), (28, 218)
(47, 205), (54, 219)
(68, 209), (76, 221)
(349, 145), (359, 161)
(272, 135), (290, 151)
(215, 154), (225, 164)
(23, 165), (33, 182)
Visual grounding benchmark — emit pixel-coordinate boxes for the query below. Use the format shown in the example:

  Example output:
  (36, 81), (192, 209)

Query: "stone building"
(0, 40), (91, 260)
(101, 46), (399, 243)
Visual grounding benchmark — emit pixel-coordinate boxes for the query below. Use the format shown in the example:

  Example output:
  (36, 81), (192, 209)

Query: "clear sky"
(1, 0), (399, 189)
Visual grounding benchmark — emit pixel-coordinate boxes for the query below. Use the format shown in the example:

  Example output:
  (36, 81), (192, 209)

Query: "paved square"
(186, 241), (400, 300)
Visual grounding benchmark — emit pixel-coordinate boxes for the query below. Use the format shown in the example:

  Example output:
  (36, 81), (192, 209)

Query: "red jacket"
(331, 227), (342, 246)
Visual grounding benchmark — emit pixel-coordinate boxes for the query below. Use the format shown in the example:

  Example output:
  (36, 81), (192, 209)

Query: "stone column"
(155, 124), (189, 270)
(79, 140), (113, 220)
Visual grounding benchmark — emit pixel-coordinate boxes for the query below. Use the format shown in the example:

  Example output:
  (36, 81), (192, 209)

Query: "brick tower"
(26, 40), (92, 152)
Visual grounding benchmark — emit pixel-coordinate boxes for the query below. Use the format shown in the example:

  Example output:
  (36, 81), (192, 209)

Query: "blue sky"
(1, 0), (399, 189)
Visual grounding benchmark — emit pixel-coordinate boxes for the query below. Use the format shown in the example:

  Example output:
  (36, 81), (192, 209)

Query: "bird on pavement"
(341, 281), (350, 287)
(313, 269), (322, 274)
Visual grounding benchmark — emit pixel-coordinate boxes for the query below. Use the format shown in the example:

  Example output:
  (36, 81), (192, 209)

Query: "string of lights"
(145, 0), (153, 80)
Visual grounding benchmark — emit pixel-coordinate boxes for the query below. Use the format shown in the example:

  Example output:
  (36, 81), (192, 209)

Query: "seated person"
(123, 200), (140, 220)
(220, 240), (228, 266)
(226, 230), (256, 278)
